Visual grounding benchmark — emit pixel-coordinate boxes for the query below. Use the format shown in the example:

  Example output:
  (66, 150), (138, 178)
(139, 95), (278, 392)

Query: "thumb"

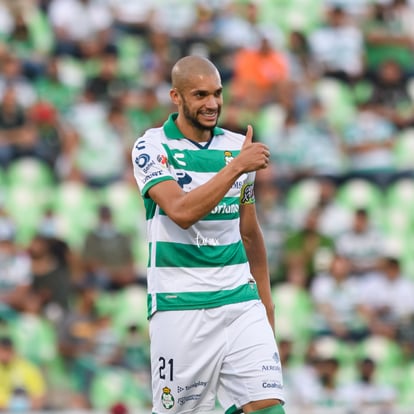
(242, 124), (253, 148)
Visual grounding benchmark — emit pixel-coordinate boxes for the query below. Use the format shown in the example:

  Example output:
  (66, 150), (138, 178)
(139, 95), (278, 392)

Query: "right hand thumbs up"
(242, 124), (253, 148)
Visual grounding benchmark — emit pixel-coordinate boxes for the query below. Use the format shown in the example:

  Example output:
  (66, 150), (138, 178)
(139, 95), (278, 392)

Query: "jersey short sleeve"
(132, 132), (175, 197)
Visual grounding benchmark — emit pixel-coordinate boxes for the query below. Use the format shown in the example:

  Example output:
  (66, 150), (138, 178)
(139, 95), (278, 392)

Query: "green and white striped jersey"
(132, 113), (260, 317)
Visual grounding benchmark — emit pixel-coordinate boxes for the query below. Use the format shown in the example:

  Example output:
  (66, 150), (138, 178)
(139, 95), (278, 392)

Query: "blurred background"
(1, 0), (414, 412)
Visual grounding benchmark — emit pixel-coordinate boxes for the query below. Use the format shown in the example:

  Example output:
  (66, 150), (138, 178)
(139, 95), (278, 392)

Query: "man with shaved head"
(132, 55), (285, 414)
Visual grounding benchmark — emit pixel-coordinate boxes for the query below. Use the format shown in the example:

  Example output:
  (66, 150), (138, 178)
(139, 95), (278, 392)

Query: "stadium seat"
(51, 181), (99, 249)
(285, 178), (321, 211)
(89, 367), (150, 410)
(9, 313), (57, 366)
(100, 181), (145, 235)
(398, 362), (414, 408)
(272, 283), (314, 355)
(4, 186), (49, 244)
(355, 336), (403, 388)
(336, 178), (384, 217)
(380, 206), (414, 239)
(111, 286), (148, 337)
(393, 128), (414, 171)
(314, 78), (356, 129)
(385, 178), (414, 208)
(5, 158), (55, 190)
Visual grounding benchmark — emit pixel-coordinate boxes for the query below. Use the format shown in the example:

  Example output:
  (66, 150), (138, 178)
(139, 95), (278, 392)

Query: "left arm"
(240, 202), (275, 332)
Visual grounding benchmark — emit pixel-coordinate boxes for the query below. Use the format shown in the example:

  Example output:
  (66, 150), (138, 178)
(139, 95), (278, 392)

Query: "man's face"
(0, 345), (13, 365)
(176, 74), (223, 131)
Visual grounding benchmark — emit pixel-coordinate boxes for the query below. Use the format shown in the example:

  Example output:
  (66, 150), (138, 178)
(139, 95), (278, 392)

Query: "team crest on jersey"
(224, 151), (234, 165)
(161, 387), (175, 409)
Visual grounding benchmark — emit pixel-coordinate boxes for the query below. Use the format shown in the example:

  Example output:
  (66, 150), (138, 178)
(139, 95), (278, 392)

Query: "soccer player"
(131, 55), (285, 414)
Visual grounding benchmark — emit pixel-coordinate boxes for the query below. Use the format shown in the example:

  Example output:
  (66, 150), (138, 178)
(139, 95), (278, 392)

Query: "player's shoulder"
(132, 126), (166, 152)
(218, 127), (245, 146)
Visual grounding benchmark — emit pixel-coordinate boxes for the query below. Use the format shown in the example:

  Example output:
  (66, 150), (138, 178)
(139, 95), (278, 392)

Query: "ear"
(170, 88), (180, 105)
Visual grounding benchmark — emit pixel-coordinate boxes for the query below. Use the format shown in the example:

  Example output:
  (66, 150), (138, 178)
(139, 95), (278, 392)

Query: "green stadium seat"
(285, 178), (321, 211)
(398, 362), (414, 408)
(336, 178), (384, 217)
(89, 367), (150, 410)
(272, 283), (314, 355)
(52, 181), (99, 249)
(5, 158), (55, 190)
(111, 286), (148, 337)
(393, 129), (414, 170)
(100, 181), (145, 235)
(9, 313), (57, 366)
(314, 78), (356, 130)
(355, 336), (404, 388)
(385, 178), (414, 208)
(4, 186), (49, 244)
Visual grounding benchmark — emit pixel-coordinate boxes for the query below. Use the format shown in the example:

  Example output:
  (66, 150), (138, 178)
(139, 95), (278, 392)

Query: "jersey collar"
(163, 113), (224, 140)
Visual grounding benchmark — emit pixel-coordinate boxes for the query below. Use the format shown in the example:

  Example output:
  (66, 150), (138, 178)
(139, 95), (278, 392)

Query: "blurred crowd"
(1, 0), (414, 412)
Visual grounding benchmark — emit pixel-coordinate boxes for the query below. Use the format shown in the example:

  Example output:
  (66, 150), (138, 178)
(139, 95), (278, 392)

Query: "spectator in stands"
(125, 86), (169, 138)
(341, 357), (397, 411)
(0, 53), (36, 108)
(289, 341), (346, 408)
(48, 0), (113, 57)
(293, 98), (345, 179)
(267, 110), (307, 186)
(285, 29), (317, 85)
(81, 205), (136, 291)
(283, 207), (335, 288)
(313, 177), (353, 239)
(309, 5), (364, 83)
(65, 85), (128, 187)
(85, 50), (128, 103)
(0, 86), (26, 166)
(255, 167), (292, 285)
(0, 336), (47, 411)
(310, 254), (370, 341)
(57, 278), (101, 409)
(363, 0), (414, 76)
(360, 256), (414, 340)
(27, 100), (73, 174)
(34, 56), (78, 114)
(28, 234), (73, 323)
(367, 58), (413, 128)
(0, 222), (31, 315)
(342, 99), (397, 187)
(336, 208), (386, 278)
(229, 26), (291, 109)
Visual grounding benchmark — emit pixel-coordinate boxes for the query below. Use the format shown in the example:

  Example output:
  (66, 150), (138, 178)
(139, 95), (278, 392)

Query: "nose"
(205, 94), (219, 109)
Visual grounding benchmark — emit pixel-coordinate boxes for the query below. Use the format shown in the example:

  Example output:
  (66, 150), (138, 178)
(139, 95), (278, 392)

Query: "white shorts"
(149, 300), (284, 414)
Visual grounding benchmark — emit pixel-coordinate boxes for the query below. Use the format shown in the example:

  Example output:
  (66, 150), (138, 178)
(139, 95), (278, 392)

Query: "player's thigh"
(218, 301), (284, 410)
(149, 308), (225, 413)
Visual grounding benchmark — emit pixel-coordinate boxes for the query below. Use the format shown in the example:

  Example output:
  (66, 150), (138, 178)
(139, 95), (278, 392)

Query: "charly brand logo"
(173, 152), (186, 166)
(176, 171), (192, 189)
(161, 387), (175, 409)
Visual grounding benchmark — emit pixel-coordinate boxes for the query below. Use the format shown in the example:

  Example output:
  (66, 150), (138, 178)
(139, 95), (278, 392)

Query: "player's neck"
(174, 116), (212, 143)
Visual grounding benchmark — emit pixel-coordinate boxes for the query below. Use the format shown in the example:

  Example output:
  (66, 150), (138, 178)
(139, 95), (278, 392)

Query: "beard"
(181, 98), (221, 131)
